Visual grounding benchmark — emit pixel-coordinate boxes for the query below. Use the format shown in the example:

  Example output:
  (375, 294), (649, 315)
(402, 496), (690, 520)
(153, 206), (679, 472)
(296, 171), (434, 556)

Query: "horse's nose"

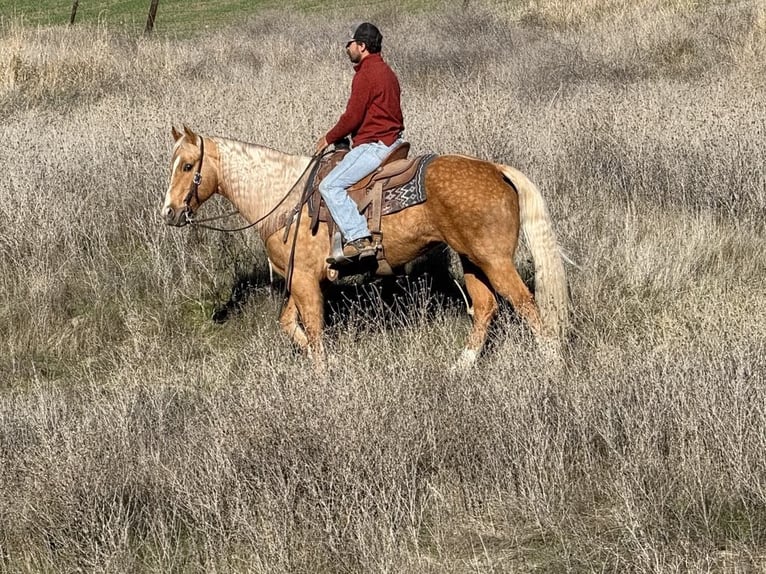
(163, 206), (175, 224)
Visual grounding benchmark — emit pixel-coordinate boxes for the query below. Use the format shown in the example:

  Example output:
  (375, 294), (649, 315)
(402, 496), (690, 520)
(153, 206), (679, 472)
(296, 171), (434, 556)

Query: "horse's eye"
(183, 163), (193, 172)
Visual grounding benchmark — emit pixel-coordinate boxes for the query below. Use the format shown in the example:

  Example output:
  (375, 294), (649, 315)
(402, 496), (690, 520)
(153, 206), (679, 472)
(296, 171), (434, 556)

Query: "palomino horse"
(162, 126), (568, 370)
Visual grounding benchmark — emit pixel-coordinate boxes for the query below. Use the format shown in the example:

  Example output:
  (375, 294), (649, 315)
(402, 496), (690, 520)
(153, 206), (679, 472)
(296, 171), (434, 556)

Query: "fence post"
(145, 0), (160, 34)
(69, 0), (79, 25)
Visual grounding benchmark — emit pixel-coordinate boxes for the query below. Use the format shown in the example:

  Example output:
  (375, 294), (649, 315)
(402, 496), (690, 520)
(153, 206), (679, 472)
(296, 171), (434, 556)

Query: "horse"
(162, 126), (568, 371)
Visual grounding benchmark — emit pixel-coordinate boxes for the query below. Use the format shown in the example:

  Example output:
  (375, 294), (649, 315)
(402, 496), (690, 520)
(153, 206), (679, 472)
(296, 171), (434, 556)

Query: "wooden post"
(145, 0), (159, 34)
(69, 0), (79, 25)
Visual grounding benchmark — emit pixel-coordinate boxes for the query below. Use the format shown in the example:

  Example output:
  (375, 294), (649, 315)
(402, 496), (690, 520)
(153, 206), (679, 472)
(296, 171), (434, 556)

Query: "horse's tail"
(495, 163), (569, 339)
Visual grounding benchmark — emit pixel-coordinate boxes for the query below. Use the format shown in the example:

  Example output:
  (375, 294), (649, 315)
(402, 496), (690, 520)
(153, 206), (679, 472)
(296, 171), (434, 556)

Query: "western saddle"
(274, 141), (430, 277)
(308, 141), (428, 270)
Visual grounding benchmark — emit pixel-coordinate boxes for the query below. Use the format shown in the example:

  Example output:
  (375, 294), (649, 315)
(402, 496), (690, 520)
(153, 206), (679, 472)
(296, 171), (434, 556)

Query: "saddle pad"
(381, 153), (437, 215)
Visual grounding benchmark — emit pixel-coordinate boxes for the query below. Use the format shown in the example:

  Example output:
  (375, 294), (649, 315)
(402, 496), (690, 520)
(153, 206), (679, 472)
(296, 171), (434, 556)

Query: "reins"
(285, 146), (331, 291)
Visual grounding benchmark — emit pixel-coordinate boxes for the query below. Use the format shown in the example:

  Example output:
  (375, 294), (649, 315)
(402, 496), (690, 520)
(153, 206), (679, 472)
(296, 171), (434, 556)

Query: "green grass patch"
(0, 0), (445, 34)
(0, 0), (273, 33)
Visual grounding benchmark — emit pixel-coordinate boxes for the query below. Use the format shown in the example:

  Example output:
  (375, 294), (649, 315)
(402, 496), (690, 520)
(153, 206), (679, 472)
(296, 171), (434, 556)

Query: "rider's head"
(347, 22), (383, 54)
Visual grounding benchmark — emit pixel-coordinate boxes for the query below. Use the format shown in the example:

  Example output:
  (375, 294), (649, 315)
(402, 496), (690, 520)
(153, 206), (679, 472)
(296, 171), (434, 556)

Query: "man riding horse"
(314, 22), (405, 264)
(162, 29), (568, 371)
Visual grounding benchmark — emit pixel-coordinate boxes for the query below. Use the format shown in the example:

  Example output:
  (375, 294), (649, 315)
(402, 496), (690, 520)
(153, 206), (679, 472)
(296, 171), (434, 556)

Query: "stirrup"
(326, 231), (351, 265)
(326, 232), (376, 266)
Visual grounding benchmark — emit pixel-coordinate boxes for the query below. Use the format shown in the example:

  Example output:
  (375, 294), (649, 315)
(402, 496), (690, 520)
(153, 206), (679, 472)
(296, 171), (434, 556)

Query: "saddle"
(305, 142), (433, 272)
(270, 142), (435, 278)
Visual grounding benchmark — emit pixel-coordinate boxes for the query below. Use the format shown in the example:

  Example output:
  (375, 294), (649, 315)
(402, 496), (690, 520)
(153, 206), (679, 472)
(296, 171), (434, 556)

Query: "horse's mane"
(213, 136), (309, 164)
(209, 136), (311, 225)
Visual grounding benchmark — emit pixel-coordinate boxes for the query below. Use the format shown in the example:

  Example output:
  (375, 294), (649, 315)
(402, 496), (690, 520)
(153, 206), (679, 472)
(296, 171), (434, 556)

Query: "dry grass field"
(2, 0), (766, 571)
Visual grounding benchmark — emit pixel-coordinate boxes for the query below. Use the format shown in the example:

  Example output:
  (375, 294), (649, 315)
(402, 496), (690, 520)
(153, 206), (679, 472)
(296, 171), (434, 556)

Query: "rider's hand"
(314, 136), (328, 155)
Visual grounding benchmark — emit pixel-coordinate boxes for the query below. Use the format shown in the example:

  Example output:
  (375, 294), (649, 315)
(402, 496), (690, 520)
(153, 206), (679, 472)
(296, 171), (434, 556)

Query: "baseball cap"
(346, 22), (382, 53)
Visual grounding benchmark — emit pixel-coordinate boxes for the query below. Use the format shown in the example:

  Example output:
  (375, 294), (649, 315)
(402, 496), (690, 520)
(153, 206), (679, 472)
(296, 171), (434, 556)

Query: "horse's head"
(162, 125), (218, 226)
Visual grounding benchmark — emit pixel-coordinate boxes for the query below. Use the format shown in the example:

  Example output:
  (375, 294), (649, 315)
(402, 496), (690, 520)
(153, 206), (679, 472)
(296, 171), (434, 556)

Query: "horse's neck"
(213, 137), (311, 223)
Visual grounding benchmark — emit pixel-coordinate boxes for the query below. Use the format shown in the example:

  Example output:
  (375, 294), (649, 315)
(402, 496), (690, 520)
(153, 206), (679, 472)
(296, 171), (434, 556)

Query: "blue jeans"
(319, 139), (403, 242)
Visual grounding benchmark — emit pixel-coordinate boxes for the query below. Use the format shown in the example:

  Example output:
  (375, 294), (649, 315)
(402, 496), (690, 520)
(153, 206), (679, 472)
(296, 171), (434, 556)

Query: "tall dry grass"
(2, 0), (766, 571)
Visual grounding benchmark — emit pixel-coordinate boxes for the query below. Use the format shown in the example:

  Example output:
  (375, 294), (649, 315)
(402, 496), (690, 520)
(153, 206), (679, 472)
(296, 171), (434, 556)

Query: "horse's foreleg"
(453, 259), (499, 371)
(289, 276), (326, 373)
(279, 296), (308, 350)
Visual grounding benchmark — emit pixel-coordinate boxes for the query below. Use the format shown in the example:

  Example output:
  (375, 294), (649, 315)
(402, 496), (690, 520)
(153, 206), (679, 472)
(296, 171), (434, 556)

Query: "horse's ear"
(171, 126), (182, 141)
(183, 124), (197, 144)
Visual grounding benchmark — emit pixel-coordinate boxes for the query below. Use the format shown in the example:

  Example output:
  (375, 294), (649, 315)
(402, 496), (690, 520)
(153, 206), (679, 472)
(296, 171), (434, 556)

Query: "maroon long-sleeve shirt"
(325, 53), (404, 147)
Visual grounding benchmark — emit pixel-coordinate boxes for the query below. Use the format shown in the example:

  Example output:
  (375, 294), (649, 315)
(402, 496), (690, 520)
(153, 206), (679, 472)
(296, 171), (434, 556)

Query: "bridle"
(181, 136), (205, 224)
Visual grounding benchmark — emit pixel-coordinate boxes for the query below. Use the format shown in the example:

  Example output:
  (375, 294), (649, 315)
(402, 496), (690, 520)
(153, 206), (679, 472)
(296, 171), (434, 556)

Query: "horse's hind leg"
(453, 256), (543, 371)
(481, 259), (542, 335)
(484, 259), (564, 368)
(454, 258), (498, 371)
